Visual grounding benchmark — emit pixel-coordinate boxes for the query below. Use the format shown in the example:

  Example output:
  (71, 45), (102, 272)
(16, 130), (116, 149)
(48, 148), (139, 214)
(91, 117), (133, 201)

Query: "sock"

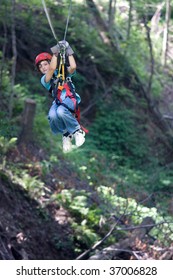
(73, 129), (80, 135)
(63, 132), (70, 137)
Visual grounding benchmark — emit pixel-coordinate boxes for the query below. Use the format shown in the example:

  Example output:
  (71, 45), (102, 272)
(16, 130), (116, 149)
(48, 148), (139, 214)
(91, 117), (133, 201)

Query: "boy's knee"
(48, 111), (57, 121)
(57, 105), (66, 118)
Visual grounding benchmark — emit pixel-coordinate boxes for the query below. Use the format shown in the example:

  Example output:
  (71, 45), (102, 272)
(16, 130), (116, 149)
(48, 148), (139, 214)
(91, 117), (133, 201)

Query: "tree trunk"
(162, 0), (171, 66)
(127, 0), (132, 40)
(9, 0), (17, 118)
(143, 16), (154, 95)
(0, 20), (7, 101)
(108, 0), (116, 33)
(18, 99), (36, 144)
(151, 2), (165, 37)
(86, 0), (113, 46)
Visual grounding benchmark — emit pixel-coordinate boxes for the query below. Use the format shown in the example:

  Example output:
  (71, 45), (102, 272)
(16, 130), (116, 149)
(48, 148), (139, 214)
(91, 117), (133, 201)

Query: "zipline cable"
(41, 0), (73, 43)
(63, 0), (72, 41)
(41, 0), (58, 41)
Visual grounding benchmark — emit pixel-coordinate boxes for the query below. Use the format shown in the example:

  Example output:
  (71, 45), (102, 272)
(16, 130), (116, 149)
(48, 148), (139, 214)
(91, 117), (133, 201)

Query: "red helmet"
(35, 52), (52, 66)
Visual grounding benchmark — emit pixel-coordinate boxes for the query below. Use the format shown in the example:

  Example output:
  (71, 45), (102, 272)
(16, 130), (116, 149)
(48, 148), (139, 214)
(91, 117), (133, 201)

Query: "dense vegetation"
(0, 0), (173, 260)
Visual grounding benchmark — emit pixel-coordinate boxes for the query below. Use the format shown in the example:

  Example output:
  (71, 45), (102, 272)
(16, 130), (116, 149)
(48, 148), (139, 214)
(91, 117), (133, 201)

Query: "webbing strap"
(57, 55), (65, 83)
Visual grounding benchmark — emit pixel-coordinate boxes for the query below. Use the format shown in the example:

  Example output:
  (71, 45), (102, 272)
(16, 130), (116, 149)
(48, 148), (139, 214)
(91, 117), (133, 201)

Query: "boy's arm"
(67, 55), (76, 74)
(44, 54), (58, 83)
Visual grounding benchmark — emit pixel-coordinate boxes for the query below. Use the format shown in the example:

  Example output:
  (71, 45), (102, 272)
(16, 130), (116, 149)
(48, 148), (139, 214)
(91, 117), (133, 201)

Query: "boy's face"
(38, 60), (50, 74)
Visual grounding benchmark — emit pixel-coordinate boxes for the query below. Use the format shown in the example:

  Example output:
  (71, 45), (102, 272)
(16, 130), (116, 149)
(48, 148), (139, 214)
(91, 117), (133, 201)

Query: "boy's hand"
(50, 40), (74, 57)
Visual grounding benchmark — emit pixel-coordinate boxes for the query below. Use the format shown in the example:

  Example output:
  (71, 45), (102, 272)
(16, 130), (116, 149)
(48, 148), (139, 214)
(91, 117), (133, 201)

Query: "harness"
(49, 49), (88, 133)
(49, 45), (78, 113)
(49, 74), (78, 114)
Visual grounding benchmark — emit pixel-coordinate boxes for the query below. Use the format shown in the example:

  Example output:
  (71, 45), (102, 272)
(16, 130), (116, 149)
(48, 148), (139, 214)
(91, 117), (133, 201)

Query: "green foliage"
(52, 184), (173, 251)
(0, 113), (13, 138)
(132, 0), (165, 17)
(145, 165), (173, 193)
(90, 102), (150, 167)
(1, 0), (173, 257)
(9, 167), (47, 200)
(0, 136), (17, 158)
(0, 136), (17, 168)
(54, 188), (102, 250)
(97, 185), (173, 243)
(0, 67), (12, 113)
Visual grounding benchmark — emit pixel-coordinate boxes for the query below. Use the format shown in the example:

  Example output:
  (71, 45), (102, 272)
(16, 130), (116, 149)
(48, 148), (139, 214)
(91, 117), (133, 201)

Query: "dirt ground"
(0, 144), (84, 260)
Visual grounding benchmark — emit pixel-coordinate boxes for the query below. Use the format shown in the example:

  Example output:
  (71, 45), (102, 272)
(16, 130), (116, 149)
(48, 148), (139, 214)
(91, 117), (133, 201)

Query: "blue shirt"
(41, 70), (81, 104)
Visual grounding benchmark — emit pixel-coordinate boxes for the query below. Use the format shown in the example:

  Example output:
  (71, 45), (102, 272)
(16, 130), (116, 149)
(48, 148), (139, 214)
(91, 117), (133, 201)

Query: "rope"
(41, 0), (58, 41)
(42, 0), (73, 82)
(42, 0), (72, 43)
(63, 0), (73, 41)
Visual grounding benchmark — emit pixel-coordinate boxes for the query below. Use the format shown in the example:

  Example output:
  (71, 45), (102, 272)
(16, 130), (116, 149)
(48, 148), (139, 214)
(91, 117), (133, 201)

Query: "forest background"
(0, 0), (173, 260)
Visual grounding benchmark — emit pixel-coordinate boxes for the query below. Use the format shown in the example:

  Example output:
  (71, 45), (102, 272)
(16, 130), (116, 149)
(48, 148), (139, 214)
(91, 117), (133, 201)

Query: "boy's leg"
(57, 104), (80, 134)
(48, 102), (65, 134)
(57, 104), (85, 149)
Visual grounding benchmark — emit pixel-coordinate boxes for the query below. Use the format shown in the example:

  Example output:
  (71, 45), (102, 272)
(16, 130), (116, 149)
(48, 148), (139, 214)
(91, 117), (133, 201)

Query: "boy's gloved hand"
(50, 44), (60, 57)
(50, 40), (74, 57)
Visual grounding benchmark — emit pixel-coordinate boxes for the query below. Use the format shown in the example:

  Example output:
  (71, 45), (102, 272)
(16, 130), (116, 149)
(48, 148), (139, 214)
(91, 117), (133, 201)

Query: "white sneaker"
(73, 129), (85, 147)
(62, 135), (73, 153)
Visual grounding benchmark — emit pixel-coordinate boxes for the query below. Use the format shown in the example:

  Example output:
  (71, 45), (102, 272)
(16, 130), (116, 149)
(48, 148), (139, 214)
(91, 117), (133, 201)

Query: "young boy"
(35, 41), (85, 153)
